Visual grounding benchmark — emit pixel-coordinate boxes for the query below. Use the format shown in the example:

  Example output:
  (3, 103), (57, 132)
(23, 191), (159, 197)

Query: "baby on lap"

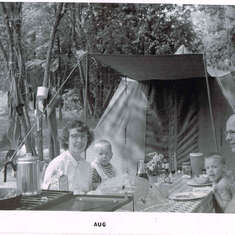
(205, 152), (235, 212)
(91, 139), (116, 190)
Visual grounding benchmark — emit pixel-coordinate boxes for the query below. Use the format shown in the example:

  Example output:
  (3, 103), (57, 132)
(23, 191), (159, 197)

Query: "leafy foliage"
(0, 2), (234, 119)
(73, 3), (199, 55)
(191, 5), (235, 70)
(62, 88), (82, 112)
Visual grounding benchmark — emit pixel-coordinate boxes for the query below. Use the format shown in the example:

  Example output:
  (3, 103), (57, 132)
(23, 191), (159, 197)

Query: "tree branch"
(0, 39), (9, 68)
(43, 3), (65, 87)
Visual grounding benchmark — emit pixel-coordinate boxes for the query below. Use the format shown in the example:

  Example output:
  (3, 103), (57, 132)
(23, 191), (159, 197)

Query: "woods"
(0, 2), (234, 161)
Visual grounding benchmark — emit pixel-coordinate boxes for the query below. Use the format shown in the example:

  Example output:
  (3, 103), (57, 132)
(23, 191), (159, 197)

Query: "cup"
(189, 152), (204, 177)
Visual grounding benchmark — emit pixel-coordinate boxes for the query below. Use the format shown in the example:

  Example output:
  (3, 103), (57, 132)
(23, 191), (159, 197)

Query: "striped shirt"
(91, 161), (115, 190)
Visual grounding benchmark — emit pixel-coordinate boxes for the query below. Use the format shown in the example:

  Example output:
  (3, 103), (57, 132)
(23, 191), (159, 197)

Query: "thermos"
(16, 153), (41, 196)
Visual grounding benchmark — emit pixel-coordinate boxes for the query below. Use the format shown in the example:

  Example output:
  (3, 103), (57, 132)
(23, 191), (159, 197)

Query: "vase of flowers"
(146, 152), (164, 183)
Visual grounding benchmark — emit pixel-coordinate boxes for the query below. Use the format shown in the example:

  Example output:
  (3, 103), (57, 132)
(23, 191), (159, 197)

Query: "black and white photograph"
(0, 0), (234, 234)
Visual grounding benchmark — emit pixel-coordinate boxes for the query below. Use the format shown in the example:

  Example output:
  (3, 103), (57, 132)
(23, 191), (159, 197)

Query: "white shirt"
(42, 150), (92, 193)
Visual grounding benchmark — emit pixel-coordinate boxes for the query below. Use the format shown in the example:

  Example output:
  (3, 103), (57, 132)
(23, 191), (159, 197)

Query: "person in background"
(91, 139), (116, 190)
(226, 114), (235, 153)
(205, 152), (235, 212)
(224, 114), (235, 213)
(42, 120), (94, 193)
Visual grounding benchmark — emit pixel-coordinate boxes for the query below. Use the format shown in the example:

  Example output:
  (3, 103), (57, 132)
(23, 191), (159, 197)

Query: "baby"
(205, 152), (235, 212)
(91, 139), (116, 190)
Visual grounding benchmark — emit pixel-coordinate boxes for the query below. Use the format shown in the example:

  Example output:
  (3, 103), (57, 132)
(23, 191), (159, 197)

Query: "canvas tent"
(86, 53), (234, 176)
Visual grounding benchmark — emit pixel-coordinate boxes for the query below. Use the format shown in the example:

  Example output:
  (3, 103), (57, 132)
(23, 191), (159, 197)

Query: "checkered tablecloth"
(142, 176), (214, 213)
(143, 192), (213, 212)
(122, 175), (215, 213)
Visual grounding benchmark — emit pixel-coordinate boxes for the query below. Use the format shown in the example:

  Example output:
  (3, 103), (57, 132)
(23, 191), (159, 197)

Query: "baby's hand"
(211, 183), (217, 192)
(215, 180), (228, 192)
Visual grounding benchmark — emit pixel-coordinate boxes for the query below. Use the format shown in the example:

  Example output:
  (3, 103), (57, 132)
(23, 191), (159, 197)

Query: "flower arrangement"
(145, 152), (164, 176)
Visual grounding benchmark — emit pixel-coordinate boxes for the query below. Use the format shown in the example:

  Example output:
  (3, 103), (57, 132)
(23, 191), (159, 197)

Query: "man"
(225, 114), (235, 152)
(224, 114), (235, 213)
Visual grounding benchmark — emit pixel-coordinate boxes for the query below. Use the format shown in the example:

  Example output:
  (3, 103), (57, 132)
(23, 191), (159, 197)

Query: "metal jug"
(16, 153), (41, 196)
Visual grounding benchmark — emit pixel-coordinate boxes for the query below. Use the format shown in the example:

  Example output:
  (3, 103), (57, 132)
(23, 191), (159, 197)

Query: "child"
(205, 152), (235, 212)
(91, 140), (115, 190)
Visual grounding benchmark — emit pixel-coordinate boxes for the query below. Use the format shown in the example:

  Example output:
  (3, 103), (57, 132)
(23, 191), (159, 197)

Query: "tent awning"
(91, 54), (206, 81)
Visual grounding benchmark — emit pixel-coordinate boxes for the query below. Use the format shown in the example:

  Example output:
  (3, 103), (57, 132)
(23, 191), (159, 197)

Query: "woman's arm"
(42, 158), (63, 190)
(213, 179), (233, 212)
(214, 189), (232, 211)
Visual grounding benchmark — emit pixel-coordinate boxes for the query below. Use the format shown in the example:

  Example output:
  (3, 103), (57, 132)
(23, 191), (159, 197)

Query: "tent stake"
(203, 53), (219, 152)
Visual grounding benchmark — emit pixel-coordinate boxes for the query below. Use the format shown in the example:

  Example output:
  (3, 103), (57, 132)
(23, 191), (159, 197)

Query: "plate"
(187, 180), (212, 187)
(168, 191), (208, 201)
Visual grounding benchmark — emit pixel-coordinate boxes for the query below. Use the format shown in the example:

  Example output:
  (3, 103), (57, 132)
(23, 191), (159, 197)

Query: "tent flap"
(91, 54), (205, 81)
(216, 73), (235, 112)
(144, 79), (199, 167)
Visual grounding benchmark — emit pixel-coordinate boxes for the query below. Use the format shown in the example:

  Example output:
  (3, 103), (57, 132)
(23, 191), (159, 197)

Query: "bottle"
(170, 153), (177, 174)
(59, 175), (69, 191)
(162, 157), (167, 170)
(163, 159), (172, 183)
(164, 158), (170, 175)
(182, 161), (192, 176)
(173, 152), (177, 173)
(136, 160), (148, 179)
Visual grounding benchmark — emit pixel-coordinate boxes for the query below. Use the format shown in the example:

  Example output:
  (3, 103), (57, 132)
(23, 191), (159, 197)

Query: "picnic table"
(0, 171), (214, 212)
(0, 169), (134, 211)
(0, 189), (133, 211)
(118, 174), (214, 213)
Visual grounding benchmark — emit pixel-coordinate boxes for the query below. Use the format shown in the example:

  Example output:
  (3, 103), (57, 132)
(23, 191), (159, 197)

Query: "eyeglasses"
(225, 131), (235, 136)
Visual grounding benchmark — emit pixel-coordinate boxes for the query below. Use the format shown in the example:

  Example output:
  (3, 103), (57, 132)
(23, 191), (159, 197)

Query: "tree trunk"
(41, 3), (65, 160)
(56, 35), (63, 122)
(1, 2), (36, 155)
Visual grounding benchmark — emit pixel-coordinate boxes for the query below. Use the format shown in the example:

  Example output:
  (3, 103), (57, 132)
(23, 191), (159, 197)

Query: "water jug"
(16, 153), (41, 196)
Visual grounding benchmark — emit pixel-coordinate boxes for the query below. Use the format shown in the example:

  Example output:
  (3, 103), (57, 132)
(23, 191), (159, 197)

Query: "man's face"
(205, 157), (224, 183)
(68, 128), (88, 156)
(226, 116), (235, 152)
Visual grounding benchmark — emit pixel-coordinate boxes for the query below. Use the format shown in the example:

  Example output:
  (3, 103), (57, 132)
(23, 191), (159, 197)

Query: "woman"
(42, 120), (94, 193)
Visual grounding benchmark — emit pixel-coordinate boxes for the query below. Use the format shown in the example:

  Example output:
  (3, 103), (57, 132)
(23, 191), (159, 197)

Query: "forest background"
(0, 2), (234, 162)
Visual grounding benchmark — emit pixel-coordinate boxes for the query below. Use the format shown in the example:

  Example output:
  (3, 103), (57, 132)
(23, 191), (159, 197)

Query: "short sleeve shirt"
(42, 150), (92, 193)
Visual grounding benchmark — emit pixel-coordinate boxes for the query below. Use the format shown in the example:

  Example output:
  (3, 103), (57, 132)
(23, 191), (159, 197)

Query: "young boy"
(205, 152), (235, 212)
(91, 139), (115, 190)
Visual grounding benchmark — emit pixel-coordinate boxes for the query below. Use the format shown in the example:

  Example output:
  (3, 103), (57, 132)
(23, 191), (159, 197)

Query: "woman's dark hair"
(61, 120), (94, 150)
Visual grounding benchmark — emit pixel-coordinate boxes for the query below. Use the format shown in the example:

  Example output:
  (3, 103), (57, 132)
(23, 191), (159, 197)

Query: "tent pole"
(203, 53), (219, 151)
(84, 54), (88, 125)
(84, 53), (89, 160)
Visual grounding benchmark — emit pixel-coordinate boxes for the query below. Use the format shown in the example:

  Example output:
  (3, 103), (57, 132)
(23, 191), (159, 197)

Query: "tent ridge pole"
(203, 53), (219, 152)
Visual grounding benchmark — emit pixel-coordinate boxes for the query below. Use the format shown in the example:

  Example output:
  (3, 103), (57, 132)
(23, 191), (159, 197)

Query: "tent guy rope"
(7, 53), (88, 163)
